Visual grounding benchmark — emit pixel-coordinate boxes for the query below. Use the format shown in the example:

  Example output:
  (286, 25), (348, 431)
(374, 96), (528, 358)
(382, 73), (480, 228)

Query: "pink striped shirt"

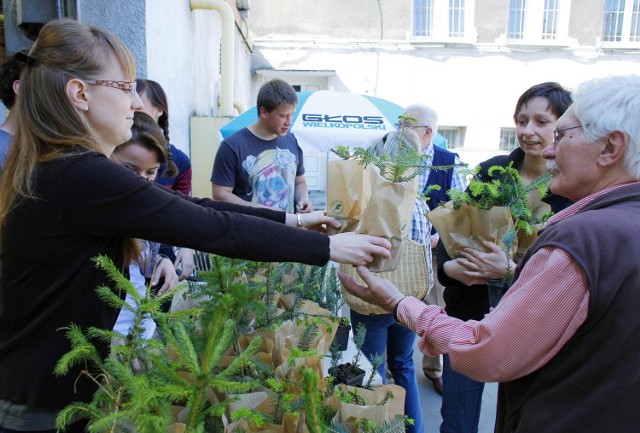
(397, 184), (634, 383)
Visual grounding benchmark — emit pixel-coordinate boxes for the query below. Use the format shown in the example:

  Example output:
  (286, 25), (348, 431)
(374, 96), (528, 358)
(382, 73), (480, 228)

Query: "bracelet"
(296, 213), (302, 228)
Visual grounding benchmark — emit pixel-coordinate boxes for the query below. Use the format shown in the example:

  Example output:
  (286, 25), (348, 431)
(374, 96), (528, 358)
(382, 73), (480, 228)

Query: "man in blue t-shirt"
(211, 79), (312, 214)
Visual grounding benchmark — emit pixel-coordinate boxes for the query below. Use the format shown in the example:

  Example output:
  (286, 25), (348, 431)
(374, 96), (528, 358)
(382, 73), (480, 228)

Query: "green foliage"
(288, 263), (343, 317)
(351, 322), (367, 370)
(302, 368), (328, 433)
(448, 162), (553, 236)
(55, 254), (406, 433)
(55, 255), (263, 433)
(332, 144), (427, 183)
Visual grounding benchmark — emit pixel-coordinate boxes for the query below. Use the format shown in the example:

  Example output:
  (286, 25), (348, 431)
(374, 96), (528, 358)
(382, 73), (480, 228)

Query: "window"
(508, 0), (526, 39)
(412, 0), (476, 42)
(414, 0), (434, 37)
(500, 128), (518, 152)
(439, 127), (466, 149)
(506, 0), (570, 44)
(542, 0), (559, 40)
(601, 0), (640, 45)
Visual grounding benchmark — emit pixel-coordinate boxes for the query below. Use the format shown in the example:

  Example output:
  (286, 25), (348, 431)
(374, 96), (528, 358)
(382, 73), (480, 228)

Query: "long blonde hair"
(0, 18), (137, 256)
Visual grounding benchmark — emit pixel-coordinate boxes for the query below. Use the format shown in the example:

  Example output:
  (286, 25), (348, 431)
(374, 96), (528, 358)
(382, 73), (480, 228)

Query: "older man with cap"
(339, 74), (640, 433)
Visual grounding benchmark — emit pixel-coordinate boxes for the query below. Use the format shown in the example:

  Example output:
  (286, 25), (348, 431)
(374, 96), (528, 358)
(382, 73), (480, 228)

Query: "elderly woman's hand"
(338, 265), (405, 313)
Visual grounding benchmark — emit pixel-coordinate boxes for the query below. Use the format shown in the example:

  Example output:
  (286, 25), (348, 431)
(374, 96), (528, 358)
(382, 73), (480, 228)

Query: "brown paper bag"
(428, 201), (516, 259)
(358, 165), (418, 272)
(331, 384), (405, 433)
(326, 159), (366, 236)
(327, 160), (418, 272)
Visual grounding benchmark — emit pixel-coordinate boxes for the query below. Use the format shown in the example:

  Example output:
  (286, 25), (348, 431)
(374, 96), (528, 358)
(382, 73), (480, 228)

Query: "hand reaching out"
(298, 210), (340, 232)
(329, 233), (391, 266)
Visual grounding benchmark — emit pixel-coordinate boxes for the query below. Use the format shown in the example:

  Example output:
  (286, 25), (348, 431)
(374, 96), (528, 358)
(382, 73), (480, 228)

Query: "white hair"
(403, 103), (439, 136)
(574, 75), (640, 180)
(370, 129), (421, 157)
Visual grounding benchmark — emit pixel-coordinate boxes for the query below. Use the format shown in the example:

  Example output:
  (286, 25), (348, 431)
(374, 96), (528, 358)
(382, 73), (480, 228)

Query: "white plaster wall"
(254, 44), (640, 163)
(145, 2), (206, 155)
(145, 2), (254, 155)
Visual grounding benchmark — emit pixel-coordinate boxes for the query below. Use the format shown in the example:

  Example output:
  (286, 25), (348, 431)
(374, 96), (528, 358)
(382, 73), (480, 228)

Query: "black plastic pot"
(328, 363), (366, 387)
(332, 321), (351, 351)
(487, 279), (510, 308)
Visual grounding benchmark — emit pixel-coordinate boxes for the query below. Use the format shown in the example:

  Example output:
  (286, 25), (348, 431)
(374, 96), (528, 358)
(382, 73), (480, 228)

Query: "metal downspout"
(190, 0), (235, 117)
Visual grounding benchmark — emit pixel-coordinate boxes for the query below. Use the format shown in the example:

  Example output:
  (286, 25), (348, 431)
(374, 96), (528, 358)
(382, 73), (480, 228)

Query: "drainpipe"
(190, 0), (234, 117)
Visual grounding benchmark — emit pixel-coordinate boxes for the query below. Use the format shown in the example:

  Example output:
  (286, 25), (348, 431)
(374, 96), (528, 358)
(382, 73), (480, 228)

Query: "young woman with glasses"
(0, 19), (390, 432)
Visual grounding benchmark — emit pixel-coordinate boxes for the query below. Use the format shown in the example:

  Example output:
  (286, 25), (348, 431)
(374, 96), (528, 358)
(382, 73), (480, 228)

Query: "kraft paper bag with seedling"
(327, 129), (426, 272)
(428, 201), (516, 259)
(358, 163), (418, 271)
(429, 162), (552, 260)
(326, 158), (366, 236)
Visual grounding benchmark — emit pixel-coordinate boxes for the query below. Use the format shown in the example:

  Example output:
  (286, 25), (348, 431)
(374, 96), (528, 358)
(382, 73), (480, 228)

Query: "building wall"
(74, 1), (253, 160)
(247, 0), (640, 166)
(78, 0), (147, 78)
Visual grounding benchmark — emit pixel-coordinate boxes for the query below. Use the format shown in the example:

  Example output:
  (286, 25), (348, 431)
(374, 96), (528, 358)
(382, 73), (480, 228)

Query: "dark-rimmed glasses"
(85, 79), (137, 95)
(553, 125), (582, 146)
(395, 122), (430, 130)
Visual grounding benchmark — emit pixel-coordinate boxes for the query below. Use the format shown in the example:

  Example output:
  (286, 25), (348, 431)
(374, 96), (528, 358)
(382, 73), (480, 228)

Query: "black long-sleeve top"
(0, 150), (330, 409)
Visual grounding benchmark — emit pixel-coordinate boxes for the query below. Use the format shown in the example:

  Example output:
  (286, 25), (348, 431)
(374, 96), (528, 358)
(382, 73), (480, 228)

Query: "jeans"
(350, 310), (423, 433)
(440, 354), (485, 433)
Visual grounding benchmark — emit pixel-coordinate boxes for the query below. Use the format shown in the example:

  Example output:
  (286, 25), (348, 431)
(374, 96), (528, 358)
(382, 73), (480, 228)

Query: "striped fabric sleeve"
(396, 246), (589, 383)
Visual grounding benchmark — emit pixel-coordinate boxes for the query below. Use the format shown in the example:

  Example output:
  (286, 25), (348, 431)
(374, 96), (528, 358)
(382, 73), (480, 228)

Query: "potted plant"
(326, 120), (430, 272)
(327, 322), (385, 388)
(431, 162), (553, 306)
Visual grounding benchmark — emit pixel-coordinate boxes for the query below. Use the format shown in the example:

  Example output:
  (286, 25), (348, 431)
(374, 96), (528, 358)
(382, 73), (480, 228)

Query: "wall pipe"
(190, 0), (235, 117)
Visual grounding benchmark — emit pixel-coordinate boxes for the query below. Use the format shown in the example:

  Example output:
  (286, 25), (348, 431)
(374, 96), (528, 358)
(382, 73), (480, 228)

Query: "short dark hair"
(0, 51), (29, 109)
(256, 78), (298, 116)
(513, 82), (573, 122)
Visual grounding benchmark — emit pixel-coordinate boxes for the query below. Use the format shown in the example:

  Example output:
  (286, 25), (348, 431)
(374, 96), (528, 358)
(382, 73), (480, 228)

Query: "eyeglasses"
(395, 122), (430, 130)
(84, 79), (137, 95)
(553, 125), (583, 146)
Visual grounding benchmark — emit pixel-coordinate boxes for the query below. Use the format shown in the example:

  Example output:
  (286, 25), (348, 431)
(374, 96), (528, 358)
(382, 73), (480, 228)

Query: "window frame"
(499, 128), (519, 152)
(506, 0), (572, 46)
(411, 0), (477, 44)
(600, 0), (640, 48)
(438, 126), (466, 150)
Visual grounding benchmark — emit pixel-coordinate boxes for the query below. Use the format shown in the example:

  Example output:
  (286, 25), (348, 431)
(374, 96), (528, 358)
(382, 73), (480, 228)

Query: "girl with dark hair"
(136, 78), (195, 279)
(112, 111), (180, 340)
(136, 78), (190, 193)
(0, 19), (390, 432)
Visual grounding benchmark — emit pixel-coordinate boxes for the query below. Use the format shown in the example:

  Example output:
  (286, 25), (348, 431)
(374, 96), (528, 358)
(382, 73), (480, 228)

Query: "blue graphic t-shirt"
(211, 128), (305, 213)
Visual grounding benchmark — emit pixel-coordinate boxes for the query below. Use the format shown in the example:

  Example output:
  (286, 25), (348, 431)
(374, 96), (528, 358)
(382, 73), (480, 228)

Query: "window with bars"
(602, 0), (640, 43)
(507, 0), (569, 43)
(449, 0), (465, 38)
(500, 128), (519, 152)
(439, 127), (466, 149)
(542, 0), (559, 40)
(414, 0), (434, 37)
(413, 0), (473, 41)
(508, 0), (526, 39)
